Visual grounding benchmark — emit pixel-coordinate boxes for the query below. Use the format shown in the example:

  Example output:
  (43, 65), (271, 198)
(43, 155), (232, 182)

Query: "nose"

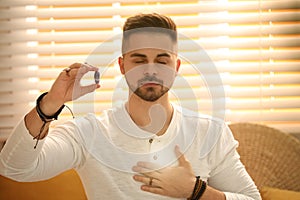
(143, 63), (158, 76)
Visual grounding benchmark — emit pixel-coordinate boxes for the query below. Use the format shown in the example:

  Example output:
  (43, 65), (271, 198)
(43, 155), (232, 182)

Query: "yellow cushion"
(0, 170), (87, 200)
(260, 186), (300, 200)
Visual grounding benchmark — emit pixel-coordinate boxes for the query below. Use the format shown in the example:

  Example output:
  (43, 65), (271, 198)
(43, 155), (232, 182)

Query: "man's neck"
(125, 93), (173, 136)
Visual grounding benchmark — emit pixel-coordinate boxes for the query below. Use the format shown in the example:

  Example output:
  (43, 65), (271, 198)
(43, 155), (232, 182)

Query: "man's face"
(119, 48), (180, 102)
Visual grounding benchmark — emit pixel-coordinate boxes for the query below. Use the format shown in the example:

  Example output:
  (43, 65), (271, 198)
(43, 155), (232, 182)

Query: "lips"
(141, 82), (161, 87)
(137, 76), (163, 87)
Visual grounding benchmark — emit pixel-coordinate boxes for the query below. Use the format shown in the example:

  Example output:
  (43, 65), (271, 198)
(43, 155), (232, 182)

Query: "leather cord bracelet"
(33, 92), (65, 149)
(36, 92), (65, 122)
(187, 176), (207, 200)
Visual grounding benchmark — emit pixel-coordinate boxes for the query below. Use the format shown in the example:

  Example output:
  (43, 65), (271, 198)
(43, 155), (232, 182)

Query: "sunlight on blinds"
(0, 0), (299, 142)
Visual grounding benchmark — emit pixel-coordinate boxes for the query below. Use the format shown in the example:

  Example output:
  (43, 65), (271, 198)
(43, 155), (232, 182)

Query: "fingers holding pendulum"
(63, 67), (71, 76)
(94, 70), (100, 84)
(84, 62), (100, 84)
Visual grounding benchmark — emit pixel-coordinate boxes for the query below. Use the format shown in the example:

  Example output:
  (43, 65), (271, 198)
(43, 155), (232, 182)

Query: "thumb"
(81, 84), (100, 94)
(175, 145), (190, 168)
(73, 84), (100, 100)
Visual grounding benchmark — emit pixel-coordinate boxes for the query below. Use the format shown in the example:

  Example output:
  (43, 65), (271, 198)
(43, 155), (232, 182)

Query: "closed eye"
(158, 61), (167, 64)
(135, 60), (146, 63)
(157, 58), (169, 64)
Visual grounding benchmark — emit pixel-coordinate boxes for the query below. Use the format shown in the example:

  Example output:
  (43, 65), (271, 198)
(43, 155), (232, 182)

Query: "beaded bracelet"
(187, 176), (207, 200)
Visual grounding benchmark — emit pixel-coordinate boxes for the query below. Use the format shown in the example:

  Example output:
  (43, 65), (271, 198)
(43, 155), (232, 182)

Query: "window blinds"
(0, 0), (299, 142)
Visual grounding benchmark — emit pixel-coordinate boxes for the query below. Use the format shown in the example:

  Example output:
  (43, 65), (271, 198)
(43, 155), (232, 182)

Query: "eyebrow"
(157, 53), (171, 58)
(129, 52), (171, 58)
(130, 53), (147, 58)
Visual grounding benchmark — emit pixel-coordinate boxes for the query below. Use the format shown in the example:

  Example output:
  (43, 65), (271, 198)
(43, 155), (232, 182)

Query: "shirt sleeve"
(207, 123), (262, 200)
(0, 118), (86, 182)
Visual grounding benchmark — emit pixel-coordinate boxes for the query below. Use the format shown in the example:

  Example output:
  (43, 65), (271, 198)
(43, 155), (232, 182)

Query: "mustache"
(137, 75), (163, 86)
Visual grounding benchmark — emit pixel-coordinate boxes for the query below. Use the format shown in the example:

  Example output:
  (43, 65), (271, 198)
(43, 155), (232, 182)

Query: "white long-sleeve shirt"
(0, 104), (261, 200)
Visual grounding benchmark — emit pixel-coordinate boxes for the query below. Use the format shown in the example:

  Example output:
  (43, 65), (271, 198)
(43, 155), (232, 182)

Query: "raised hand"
(49, 63), (99, 103)
(132, 146), (196, 198)
(40, 63), (100, 115)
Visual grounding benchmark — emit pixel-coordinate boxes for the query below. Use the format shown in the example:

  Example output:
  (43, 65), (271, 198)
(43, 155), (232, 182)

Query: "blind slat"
(2, 24), (299, 43)
(0, 0), (190, 7)
(2, 37), (299, 56)
(1, 12), (299, 31)
(1, 49), (299, 67)
(1, 85), (300, 105)
(176, 74), (300, 86)
(0, 55), (115, 66)
(180, 24), (300, 37)
(0, 19), (125, 31)
(0, 30), (114, 43)
(2, 1), (299, 19)
(2, 0), (299, 12)
(0, 86), (300, 105)
(0, 61), (298, 80)
(1, 74), (299, 93)
(182, 50), (300, 61)
(181, 62), (300, 73)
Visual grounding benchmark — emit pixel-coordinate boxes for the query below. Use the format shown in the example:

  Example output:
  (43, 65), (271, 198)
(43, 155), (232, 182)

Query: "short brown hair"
(122, 13), (177, 54)
(123, 13), (176, 32)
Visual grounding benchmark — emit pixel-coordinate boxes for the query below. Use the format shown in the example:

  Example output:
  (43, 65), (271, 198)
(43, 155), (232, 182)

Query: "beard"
(127, 75), (170, 102)
(134, 85), (169, 102)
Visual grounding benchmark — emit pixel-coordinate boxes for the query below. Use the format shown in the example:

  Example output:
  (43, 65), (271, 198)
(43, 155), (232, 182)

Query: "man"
(0, 13), (261, 200)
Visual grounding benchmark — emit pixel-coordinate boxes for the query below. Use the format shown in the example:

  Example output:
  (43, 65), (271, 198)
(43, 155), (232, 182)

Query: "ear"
(118, 56), (125, 75)
(176, 58), (181, 72)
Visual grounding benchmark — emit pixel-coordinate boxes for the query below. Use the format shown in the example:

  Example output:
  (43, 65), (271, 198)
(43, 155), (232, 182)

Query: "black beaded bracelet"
(36, 92), (65, 122)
